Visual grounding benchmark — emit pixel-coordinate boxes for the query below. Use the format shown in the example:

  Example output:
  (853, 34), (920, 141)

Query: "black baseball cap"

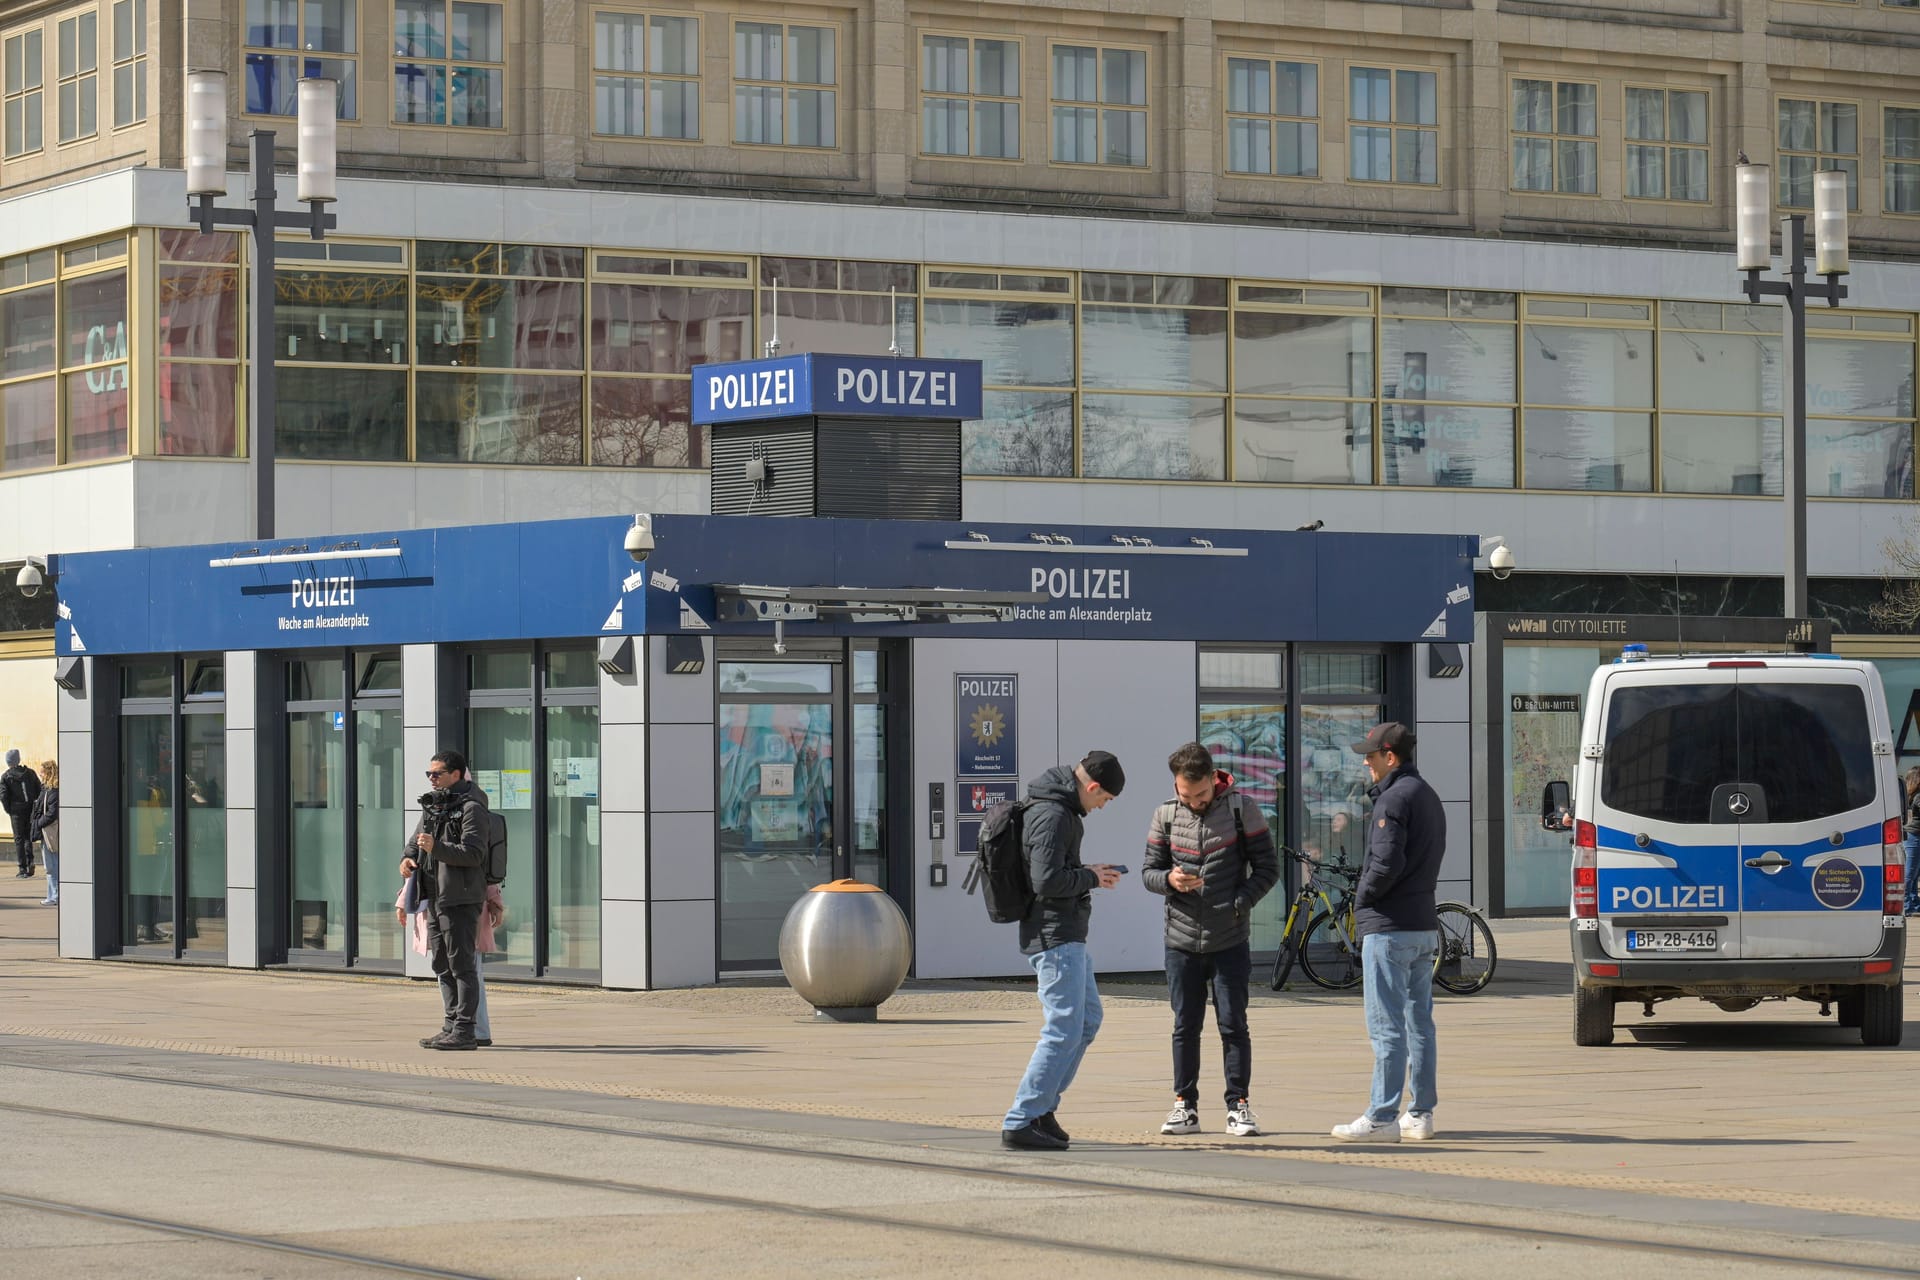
(1080, 750), (1126, 796)
(1351, 722), (1416, 756)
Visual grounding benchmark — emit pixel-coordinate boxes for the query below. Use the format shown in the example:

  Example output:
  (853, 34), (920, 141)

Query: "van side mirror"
(1541, 780), (1572, 832)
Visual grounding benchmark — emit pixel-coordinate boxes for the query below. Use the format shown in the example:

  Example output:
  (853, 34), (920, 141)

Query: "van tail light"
(1887, 828), (1907, 916)
(1573, 839), (1598, 918)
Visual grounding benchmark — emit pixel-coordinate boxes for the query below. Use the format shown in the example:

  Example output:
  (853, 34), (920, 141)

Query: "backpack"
(484, 810), (508, 885)
(962, 798), (1036, 924)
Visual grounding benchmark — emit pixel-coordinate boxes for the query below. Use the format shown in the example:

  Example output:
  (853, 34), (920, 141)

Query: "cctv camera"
(1489, 544), (1515, 580)
(15, 561), (42, 598)
(624, 515), (655, 563)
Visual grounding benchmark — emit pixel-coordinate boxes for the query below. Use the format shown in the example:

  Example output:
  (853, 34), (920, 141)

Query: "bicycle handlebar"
(1278, 845), (1360, 882)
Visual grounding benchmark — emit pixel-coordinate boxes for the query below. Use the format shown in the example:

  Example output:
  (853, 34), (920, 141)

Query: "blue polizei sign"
(49, 514), (1477, 656)
(691, 353), (984, 426)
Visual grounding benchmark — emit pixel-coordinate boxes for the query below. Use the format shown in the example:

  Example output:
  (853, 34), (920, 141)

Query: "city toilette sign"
(691, 353), (985, 425)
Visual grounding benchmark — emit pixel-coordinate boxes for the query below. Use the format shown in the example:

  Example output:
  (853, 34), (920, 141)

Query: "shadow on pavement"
(493, 1044), (771, 1055)
(1621, 1022), (1917, 1051)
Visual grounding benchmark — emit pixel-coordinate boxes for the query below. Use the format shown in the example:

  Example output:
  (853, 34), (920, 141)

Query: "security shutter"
(710, 422), (815, 516)
(814, 419), (962, 520)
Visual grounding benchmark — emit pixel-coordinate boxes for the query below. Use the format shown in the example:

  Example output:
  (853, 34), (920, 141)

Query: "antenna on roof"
(888, 286), (901, 357)
(764, 277), (782, 358)
(1674, 560), (1684, 657)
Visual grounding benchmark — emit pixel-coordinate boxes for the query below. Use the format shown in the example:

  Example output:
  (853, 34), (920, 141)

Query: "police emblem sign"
(956, 674), (1018, 778)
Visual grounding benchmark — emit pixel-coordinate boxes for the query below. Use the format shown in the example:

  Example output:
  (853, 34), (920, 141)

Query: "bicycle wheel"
(1299, 910), (1363, 990)
(1269, 899), (1305, 990)
(1432, 902), (1496, 994)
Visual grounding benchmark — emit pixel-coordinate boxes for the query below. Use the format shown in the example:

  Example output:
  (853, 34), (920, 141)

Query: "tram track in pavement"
(2, 1052), (1915, 1278)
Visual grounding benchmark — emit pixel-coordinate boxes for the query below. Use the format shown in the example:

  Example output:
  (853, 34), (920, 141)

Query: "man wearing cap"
(1002, 750), (1128, 1152)
(1332, 722), (1445, 1143)
(1, 748), (42, 878)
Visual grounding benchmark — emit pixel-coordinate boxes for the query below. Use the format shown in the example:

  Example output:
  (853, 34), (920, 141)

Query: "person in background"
(30, 760), (58, 906)
(399, 867), (502, 1046)
(399, 749), (490, 1050)
(1903, 765), (1920, 916)
(2, 748), (42, 878)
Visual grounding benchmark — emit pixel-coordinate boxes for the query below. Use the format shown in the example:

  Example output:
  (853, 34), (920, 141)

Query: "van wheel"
(1574, 982), (1615, 1046)
(1860, 985), (1903, 1047)
(1836, 989), (1863, 1029)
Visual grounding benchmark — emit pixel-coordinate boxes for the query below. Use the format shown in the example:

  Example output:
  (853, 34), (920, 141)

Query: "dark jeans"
(427, 899), (483, 1037)
(1166, 941), (1252, 1107)
(12, 816), (32, 873)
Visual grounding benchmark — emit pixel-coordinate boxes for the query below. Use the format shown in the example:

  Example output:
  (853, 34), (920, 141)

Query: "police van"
(1545, 650), (1906, 1047)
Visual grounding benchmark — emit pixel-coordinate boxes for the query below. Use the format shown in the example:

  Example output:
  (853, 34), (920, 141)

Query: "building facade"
(4, 0), (1920, 981)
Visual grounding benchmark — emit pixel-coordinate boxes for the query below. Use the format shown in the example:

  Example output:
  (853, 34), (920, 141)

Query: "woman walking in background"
(1902, 766), (1920, 916)
(31, 760), (59, 905)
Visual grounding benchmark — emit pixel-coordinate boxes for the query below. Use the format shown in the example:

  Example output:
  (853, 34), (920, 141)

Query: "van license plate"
(1625, 930), (1717, 951)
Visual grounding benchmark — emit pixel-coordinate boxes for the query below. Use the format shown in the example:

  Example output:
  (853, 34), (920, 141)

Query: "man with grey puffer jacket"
(1142, 741), (1280, 1137)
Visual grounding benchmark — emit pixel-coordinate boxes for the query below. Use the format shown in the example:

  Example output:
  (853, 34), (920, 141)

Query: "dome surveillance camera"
(15, 561), (42, 598)
(1488, 544), (1515, 580)
(624, 515), (655, 563)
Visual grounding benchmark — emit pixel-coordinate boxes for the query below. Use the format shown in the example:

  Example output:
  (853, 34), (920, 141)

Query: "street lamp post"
(184, 71), (339, 541)
(1734, 157), (1850, 624)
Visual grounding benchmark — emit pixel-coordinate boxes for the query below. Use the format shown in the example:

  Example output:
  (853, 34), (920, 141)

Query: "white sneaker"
(1225, 1100), (1261, 1137)
(1399, 1111), (1435, 1141)
(1331, 1114), (1402, 1142)
(1160, 1102), (1200, 1135)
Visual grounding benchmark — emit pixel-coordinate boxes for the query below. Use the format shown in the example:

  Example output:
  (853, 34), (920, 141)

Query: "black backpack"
(485, 810), (508, 885)
(963, 798), (1035, 924)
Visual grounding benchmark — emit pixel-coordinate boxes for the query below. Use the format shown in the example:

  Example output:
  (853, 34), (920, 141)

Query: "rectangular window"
(1510, 78), (1595, 194)
(110, 0), (145, 127)
(733, 21), (836, 148)
(394, 0), (502, 128)
(56, 11), (96, 143)
(1777, 97), (1858, 209)
(593, 10), (699, 140)
(1350, 65), (1436, 184)
(1050, 43), (1146, 167)
(921, 34), (1019, 159)
(4, 28), (44, 156)
(1225, 57), (1317, 177)
(1625, 86), (1707, 202)
(1887, 105), (1920, 215)
(245, 0), (358, 118)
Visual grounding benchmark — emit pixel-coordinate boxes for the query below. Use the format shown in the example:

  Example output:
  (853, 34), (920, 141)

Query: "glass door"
(1296, 650), (1386, 876)
(180, 708), (228, 957)
(717, 658), (838, 970)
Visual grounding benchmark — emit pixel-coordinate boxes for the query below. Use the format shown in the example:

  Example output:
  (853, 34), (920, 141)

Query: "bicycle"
(1431, 900), (1496, 994)
(1268, 848), (1363, 991)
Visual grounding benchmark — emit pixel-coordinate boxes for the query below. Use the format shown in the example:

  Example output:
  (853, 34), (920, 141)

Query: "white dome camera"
(1488, 543), (1515, 580)
(623, 514), (655, 563)
(15, 560), (43, 598)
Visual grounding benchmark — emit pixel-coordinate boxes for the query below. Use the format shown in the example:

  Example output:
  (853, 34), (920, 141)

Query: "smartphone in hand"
(1106, 865), (1130, 875)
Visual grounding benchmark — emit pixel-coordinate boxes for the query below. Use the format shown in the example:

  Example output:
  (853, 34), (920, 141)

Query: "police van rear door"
(1593, 664), (1743, 960)
(1732, 664), (1886, 959)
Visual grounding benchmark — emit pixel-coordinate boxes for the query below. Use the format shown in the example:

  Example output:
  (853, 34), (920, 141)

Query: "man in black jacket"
(2, 748), (42, 877)
(399, 748), (491, 1050)
(1142, 741), (1280, 1138)
(1333, 722), (1444, 1143)
(1001, 751), (1127, 1152)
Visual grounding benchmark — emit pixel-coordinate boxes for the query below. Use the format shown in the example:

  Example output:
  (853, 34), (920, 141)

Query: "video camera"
(416, 786), (460, 868)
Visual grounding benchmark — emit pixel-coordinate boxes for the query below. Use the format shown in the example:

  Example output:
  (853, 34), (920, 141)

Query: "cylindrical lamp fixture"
(296, 78), (339, 204)
(1735, 162), (1771, 271)
(184, 70), (229, 197)
(1813, 168), (1850, 276)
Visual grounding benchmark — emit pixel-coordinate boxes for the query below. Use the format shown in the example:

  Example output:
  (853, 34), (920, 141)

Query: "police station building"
(47, 355), (1479, 987)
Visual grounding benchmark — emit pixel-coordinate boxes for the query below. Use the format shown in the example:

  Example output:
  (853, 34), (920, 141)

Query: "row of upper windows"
(2, 0), (146, 158)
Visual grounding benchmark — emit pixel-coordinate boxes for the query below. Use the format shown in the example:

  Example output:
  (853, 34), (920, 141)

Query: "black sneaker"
(1033, 1112), (1070, 1143)
(1001, 1123), (1068, 1151)
(420, 1033), (453, 1048)
(429, 1034), (478, 1051)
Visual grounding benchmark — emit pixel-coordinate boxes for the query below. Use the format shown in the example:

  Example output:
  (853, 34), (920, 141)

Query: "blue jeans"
(1361, 930), (1438, 1123)
(1904, 833), (1919, 914)
(41, 844), (58, 903)
(1005, 941), (1103, 1129)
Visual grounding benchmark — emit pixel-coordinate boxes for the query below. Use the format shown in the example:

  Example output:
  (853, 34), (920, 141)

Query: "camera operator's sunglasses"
(424, 767), (452, 780)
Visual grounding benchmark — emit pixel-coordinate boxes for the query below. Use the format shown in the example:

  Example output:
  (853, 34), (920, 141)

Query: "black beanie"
(1080, 750), (1126, 796)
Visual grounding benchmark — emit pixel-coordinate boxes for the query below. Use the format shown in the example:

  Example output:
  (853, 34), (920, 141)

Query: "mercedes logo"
(1727, 792), (1751, 816)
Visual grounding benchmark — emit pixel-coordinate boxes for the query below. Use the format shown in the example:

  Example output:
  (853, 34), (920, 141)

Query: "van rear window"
(1601, 682), (1875, 824)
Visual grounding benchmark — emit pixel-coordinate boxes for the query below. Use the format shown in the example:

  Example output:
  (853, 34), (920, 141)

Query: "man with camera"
(399, 748), (491, 1051)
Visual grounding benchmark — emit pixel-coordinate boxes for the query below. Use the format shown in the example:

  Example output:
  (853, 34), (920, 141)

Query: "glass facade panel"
(1524, 325), (1652, 408)
(2, 282), (55, 377)
(1199, 700), (1285, 948)
(415, 277), (583, 371)
(470, 704), (535, 967)
(182, 710), (227, 955)
(718, 698), (834, 969)
(758, 289), (915, 361)
(289, 707), (347, 953)
(1383, 404), (1514, 488)
(961, 389), (1073, 477)
(1380, 318), (1514, 403)
(414, 372), (583, 464)
(278, 365), (407, 460)
(1299, 704), (1378, 868)
(355, 706), (407, 964)
(1080, 393), (1225, 479)
(546, 703), (601, 971)
(1805, 335), (1914, 419)
(545, 647), (599, 688)
(590, 376), (699, 467)
(922, 298), (1073, 386)
(1081, 305), (1226, 392)
(65, 367), (127, 460)
(1659, 413), (1782, 494)
(1522, 410), (1651, 491)
(1810, 419), (1912, 498)
(1, 378), (55, 471)
(589, 282), (751, 374)
(158, 362), (238, 457)
(277, 269), (411, 365)
(1233, 400), (1372, 484)
(123, 713), (173, 947)
(1233, 313), (1372, 397)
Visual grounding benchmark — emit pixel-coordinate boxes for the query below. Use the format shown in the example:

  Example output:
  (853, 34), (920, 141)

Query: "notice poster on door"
(1510, 694), (1580, 850)
(956, 673), (1018, 779)
(498, 769), (534, 810)
(565, 757), (599, 801)
(471, 769), (502, 804)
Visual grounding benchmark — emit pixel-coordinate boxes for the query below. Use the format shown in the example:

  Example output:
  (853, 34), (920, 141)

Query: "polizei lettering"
(290, 576), (357, 608)
(958, 676), (1015, 700)
(834, 366), (955, 408)
(1031, 567), (1132, 600)
(1609, 884), (1726, 910)
(708, 367), (797, 412)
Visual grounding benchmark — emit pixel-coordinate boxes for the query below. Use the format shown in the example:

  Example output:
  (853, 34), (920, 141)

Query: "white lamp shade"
(1813, 169), (1850, 275)
(296, 78), (338, 204)
(184, 70), (229, 197)
(1735, 163), (1771, 271)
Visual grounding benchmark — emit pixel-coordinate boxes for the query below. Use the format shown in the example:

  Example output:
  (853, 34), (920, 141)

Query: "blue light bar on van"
(1620, 643), (1648, 663)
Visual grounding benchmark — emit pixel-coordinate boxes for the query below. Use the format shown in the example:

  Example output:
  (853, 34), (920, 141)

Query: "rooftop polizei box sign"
(691, 354), (984, 425)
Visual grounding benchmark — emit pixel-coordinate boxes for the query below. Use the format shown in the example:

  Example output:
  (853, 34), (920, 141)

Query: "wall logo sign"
(956, 674), (1018, 779)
